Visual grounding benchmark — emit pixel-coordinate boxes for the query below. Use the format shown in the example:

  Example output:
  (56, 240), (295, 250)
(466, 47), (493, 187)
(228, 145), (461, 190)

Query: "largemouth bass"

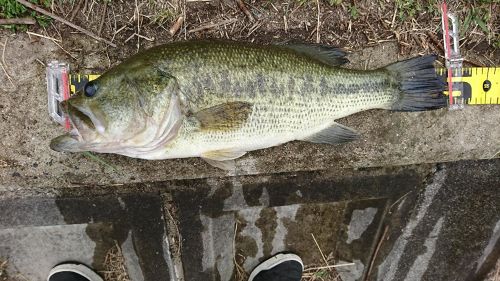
(50, 41), (445, 169)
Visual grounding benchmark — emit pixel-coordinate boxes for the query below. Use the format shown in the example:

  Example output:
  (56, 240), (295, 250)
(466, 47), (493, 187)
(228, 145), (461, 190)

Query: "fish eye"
(84, 81), (98, 97)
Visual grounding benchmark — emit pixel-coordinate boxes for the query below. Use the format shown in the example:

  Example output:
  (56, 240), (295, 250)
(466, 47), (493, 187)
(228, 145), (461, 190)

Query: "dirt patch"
(484, 257), (500, 281)
(161, 192), (185, 281)
(0, 259), (25, 281)
(302, 251), (343, 281)
(0, 259), (7, 281)
(2, 0), (498, 70)
(99, 241), (131, 281)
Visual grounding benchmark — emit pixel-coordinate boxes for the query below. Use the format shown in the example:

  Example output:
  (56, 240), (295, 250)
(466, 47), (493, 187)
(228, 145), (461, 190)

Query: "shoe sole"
(248, 253), (304, 281)
(47, 263), (104, 281)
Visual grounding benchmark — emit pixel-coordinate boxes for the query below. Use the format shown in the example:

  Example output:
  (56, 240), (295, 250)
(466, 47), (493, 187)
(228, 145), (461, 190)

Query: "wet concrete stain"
(376, 169), (446, 281)
(335, 198), (388, 279)
(373, 160), (500, 281)
(403, 216), (444, 281)
(4, 159), (498, 281)
(272, 205), (299, 255)
(255, 208), (277, 258)
(476, 220), (500, 274)
(54, 193), (170, 281)
(241, 170), (422, 207)
(223, 178), (249, 211)
(171, 179), (235, 281)
(284, 203), (345, 264)
(237, 208), (265, 270)
(172, 168), (424, 281)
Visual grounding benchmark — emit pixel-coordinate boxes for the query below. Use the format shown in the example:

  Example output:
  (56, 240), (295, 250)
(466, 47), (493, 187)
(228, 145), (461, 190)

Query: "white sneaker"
(248, 253), (304, 281)
(47, 263), (103, 281)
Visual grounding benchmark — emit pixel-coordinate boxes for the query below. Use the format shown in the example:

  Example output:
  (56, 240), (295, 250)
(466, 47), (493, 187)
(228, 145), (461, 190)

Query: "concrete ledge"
(1, 32), (499, 194)
(1, 158), (498, 280)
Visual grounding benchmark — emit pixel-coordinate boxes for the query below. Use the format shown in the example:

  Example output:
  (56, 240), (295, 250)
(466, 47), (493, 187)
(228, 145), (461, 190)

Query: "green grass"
(349, 4), (359, 19)
(325, 0), (342, 5)
(461, 3), (492, 37)
(0, 0), (52, 30)
(395, 0), (436, 20)
(82, 151), (118, 171)
(393, 0), (496, 39)
(151, 9), (176, 26)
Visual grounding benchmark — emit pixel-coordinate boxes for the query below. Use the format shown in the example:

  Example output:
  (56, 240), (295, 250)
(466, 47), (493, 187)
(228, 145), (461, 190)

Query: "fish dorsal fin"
(194, 102), (253, 130)
(278, 43), (349, 66)
(201, 148), (247, 170)
(302, 123), (360, 144)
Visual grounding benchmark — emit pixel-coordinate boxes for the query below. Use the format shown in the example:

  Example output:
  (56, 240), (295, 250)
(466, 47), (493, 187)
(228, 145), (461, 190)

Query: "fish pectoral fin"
(201, 149), (247, 170)
(302, 123), (360, 145)
(277, 43), (349, 66)
(194, 102), (253, 130)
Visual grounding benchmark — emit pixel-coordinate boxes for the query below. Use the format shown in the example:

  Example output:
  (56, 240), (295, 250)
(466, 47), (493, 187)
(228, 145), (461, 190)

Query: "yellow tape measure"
(70, 68), (500, 105)
(436, 67), (500, 104)
(69, 74), (100, 95)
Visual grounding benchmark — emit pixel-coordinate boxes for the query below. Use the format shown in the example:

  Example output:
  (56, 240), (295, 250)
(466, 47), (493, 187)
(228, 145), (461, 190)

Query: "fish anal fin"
(278, 43), (349, 66)
(201, 148), (246, 170)
(202, 149), (246, 161)
(194, 102), (253, 130)
(302, 123), (360, 144)
(203, 158), (236, 170)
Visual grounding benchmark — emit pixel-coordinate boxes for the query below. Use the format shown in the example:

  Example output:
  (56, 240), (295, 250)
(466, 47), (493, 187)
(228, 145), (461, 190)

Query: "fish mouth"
(67, 103), (95, 132)
(50, 133), (84, 152)
(66, 101), (108, 136)
(50, 102), (104, 152)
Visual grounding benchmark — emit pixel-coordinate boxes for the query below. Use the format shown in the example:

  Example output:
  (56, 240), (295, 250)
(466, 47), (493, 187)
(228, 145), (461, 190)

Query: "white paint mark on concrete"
(238, 156), (259, 174)
(238, 207), (264, 271)
(200, 212), (235, 281)
(337, 259), (365, 281)
(236, 204), (301, 272)
(121, 230), (144, 281)
(403, 216), (445, 281)
(206, 177), (220, 197)
(271, 204), (300, 255)
(377, 169), (447, 281)
(117, 197), (126, 210)
(223, 178), (249, 211)
(258, 187), (270, 207)
(346, 207), (378, 244)
(295, 190), (303, 198)
(476, 219), (500, 273)
(200, 214), (215, 272)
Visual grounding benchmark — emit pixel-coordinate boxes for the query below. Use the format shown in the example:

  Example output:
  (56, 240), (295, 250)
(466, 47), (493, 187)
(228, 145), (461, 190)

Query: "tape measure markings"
(69, 68), (500, 105)
(437, 67), (499, 105)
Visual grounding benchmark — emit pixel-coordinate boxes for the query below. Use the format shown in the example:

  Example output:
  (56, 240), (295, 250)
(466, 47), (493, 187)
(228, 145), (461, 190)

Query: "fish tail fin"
(384, 55), (446, 111)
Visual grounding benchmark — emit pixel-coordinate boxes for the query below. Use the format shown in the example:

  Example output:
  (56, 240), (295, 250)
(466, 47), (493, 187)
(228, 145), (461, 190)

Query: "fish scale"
(50, 41), (445, 169)
(158, 43), (397, 158)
